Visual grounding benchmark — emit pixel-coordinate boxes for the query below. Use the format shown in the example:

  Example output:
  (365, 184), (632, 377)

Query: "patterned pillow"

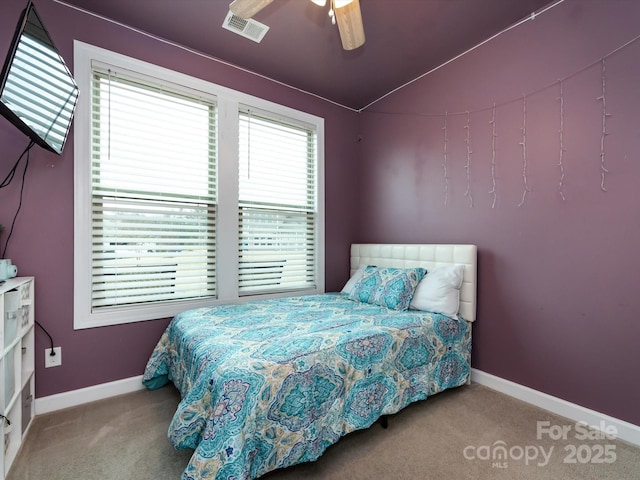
(348, 266), (426, 311)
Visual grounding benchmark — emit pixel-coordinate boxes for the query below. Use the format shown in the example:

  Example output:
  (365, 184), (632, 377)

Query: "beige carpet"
(7, 383), (640, 480)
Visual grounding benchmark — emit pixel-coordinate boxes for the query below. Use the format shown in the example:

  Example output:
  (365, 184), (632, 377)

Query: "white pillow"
(410, 265), (465, 318)
(340, 264), (367, 294)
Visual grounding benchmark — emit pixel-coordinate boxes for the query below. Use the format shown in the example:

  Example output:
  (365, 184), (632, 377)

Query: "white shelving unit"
(0, 277), (34, 479)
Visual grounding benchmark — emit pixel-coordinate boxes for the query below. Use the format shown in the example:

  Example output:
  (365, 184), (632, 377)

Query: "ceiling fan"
(229, 0), (366, 50)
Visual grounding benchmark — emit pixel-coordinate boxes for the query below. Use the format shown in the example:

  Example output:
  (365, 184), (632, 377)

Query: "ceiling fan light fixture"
(335, 0), (365, 50)
(310, 0), (327, 6)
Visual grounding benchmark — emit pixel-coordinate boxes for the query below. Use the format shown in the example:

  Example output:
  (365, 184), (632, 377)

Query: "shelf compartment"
(2, 401), (20, 474)
(3, 344), (19, 410)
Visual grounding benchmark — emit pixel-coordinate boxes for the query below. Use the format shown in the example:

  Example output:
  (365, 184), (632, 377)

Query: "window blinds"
(90, 67), (217, 309)
(238, 110), (317, 294)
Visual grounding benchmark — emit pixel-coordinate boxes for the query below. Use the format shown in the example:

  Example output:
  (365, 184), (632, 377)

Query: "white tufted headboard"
(350, 244), (478, 322)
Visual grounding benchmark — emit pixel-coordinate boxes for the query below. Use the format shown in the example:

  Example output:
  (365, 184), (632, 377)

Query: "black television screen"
(0, 1), (79, 155)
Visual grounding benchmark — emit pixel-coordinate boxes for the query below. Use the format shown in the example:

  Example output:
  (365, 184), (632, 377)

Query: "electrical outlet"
(45, 347), (62, 368)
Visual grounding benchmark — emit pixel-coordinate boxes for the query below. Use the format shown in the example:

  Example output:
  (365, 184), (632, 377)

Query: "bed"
(143, 243), (477, 480)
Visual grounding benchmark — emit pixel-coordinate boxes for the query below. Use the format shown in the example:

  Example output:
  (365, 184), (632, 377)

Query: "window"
(74, 42), (324, 329)
(238, 110), (317, 295)
(90, 68), (217, 309)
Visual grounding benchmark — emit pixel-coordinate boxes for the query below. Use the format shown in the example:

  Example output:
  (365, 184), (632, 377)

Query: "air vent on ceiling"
(222, 10), (269, 43)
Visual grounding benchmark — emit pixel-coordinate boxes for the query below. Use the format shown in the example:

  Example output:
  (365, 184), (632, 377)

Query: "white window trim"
(73, 41), (325, 330)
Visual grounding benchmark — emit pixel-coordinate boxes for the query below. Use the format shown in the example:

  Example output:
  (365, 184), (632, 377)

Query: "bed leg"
(379, 415), (388, 429)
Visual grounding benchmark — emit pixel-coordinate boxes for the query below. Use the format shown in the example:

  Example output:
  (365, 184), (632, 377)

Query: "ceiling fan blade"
(335, 0), (365, 50)
(229, 0), (274, 19)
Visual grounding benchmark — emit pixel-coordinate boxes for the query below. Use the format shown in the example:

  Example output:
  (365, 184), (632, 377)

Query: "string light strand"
(489, 102), (497, 208)
(442, 112), (449, 206)
(597, 59), (610, 191)
(558, 79), (566, 200)
(464, 111), (473, 207)
(361, 27), (640, 206)
(517, 94), (530, 207)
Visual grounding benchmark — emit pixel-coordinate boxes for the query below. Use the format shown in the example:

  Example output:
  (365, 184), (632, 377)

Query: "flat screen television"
(0, 0), (79, 155)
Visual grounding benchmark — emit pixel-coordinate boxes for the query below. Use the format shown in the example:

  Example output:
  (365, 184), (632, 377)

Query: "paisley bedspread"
(142, 293), (471, 480)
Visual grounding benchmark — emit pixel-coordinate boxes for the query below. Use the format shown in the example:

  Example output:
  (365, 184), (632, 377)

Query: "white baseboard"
(471, 368), (640, 447)
(35, 375), (145, 415)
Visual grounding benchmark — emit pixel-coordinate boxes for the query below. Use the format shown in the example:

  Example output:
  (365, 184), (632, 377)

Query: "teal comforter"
(142, 293), (471, 480)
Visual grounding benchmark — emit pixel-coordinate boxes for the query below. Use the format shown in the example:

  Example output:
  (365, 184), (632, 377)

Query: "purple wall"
(358, 0), (640, 425)
(0, 0), (360, 398)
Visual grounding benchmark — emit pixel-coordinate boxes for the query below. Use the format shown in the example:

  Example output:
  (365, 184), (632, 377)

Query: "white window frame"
(73, 41), (325, 329)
